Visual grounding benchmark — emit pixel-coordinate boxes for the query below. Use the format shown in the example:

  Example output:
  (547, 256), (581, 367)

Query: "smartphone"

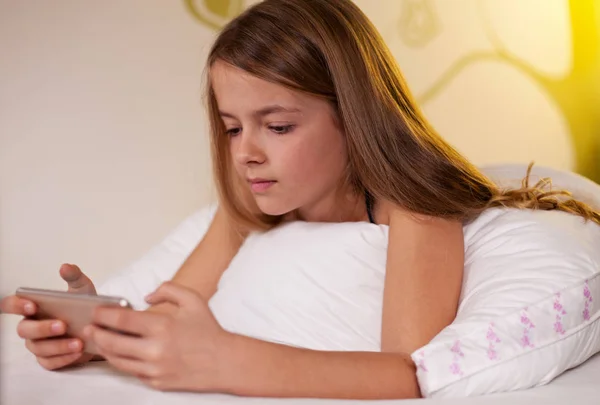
(16, 287), (134, 355)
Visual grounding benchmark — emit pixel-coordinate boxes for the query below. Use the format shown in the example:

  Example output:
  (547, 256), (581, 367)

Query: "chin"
(254, 198), (293, 217)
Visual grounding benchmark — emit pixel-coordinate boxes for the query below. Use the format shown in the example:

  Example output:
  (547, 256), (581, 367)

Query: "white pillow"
(97, 164), (600, 398)
(413, 208), (600, 397)
(410, 165), (600, 397)
(208, 220), (389, 350)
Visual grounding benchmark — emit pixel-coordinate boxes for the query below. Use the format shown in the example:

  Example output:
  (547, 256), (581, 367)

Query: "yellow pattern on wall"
(400, 0), (600, 182)
(185, 0), (245, 31)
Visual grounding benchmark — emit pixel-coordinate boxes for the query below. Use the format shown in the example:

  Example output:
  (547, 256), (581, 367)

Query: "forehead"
(210, 60), (309, 110)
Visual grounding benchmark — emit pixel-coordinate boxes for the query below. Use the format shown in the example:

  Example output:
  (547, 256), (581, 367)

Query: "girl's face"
(211, 61), (350, 220)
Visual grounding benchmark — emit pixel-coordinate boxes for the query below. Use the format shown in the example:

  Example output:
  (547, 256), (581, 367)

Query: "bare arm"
(147, 206), (246, 314)
(381, 209), (464, 353)
(218, 335), (419, 399)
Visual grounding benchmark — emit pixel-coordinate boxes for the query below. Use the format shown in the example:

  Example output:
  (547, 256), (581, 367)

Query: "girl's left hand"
(83, 282), (232, 392)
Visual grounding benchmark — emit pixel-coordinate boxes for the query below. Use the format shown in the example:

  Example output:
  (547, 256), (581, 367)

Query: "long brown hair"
(205, 0), (600, 231)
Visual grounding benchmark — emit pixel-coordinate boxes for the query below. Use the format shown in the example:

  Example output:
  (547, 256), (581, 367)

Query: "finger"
(144, 281), (202, 309)
(91, 306), (161, 336)
(37, 352), (84, 371)
(59, 263), (96, 294)
(0, 295), (36, 316)
(105, 355), (159, 380)
(25, 337), (83, 357)
(17, 319), (66, 340)
(84, 324), (153, 360)
(102, 353), (157, 379)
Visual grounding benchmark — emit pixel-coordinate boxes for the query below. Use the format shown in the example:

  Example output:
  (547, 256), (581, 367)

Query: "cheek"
(280, 133), (347, 186)
(228, 139), (244, 174)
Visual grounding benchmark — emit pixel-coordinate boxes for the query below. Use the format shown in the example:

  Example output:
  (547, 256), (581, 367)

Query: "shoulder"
(379, 200), (463, 230)
(382, 202), (464, 251)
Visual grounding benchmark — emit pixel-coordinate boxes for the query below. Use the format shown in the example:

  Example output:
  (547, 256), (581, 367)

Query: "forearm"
(215, 334), (421, 400)
(145, 208), (246, 315)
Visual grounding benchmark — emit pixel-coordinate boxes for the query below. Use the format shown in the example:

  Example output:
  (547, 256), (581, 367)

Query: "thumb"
(145, 281), (202, 309)
(60, 264), (96, 294)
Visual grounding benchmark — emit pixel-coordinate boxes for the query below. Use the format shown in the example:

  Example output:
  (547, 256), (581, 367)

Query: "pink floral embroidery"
(584, 282), (593, 300)
(520, 308), (535, 348)
(583, 281), (593, 321)
(450, 362), (462, 376)
(416, 351), (428, 372)
(486, 323), (501, 360)
(553, 292), (567, 335)
(521, 333), (534, 348)
(451, 340), (464, 357)
(449, 340), (464, 376)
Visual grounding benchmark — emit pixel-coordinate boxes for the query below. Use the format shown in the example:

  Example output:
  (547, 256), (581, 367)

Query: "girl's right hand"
(0, 264), (97, 370)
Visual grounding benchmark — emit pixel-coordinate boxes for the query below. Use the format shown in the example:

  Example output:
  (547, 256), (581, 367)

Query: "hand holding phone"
(16, 286), (133, 355)
(0, 264), (109, 370)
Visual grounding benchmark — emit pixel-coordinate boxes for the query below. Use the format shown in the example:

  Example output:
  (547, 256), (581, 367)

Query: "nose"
(233, 130), (266, 166)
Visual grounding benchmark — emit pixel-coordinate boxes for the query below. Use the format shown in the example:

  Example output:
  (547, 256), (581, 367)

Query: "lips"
(248, 178), (276, 193)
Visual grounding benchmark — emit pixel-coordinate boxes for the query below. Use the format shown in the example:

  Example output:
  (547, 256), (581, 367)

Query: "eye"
(225, 127), (241, 137)
(269, 125), (294, 135)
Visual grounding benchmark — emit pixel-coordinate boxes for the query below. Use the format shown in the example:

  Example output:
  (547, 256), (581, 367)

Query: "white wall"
(0, 0), (577, 297)
(0, 1), (219, 295)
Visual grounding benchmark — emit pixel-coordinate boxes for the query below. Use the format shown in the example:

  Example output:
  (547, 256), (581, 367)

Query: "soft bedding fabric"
(2, 315), (600, 404)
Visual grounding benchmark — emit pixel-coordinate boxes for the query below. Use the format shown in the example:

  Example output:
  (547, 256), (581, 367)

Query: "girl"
(3, 0), (599, 399)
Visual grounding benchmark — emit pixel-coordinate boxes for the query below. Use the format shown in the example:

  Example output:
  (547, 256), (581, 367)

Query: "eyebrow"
(219, 105), (301, 119)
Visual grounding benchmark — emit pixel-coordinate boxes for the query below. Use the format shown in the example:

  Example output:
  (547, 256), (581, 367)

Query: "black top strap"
(365, 190), (376, 224)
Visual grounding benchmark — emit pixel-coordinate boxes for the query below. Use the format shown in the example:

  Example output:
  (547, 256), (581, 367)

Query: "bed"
(1, 315), (599, 404)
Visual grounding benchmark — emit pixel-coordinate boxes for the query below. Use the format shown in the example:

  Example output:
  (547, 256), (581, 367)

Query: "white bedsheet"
(2, 314), (599, 405)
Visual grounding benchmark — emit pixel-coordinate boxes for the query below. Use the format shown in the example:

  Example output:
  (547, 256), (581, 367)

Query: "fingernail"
(24, 303), (35, 314)
(51, 321), (64, 333)
(68, 340), (81, 351)
(144, 293), (154, 302)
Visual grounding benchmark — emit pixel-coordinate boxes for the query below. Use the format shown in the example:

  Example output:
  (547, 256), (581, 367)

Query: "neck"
(291, 188), (367, 223)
